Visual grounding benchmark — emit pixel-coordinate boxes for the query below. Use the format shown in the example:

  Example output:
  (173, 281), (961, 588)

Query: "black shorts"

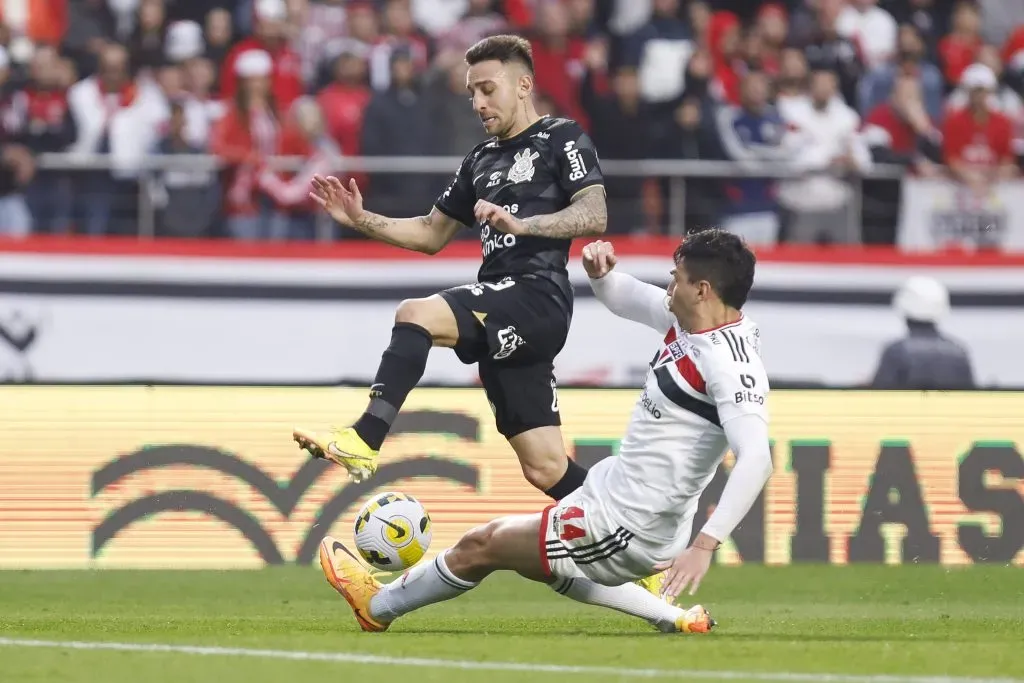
(439, 275), (572, 439)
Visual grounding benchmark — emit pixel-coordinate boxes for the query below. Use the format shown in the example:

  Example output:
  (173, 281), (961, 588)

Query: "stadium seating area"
(0, 0), (1021, 243)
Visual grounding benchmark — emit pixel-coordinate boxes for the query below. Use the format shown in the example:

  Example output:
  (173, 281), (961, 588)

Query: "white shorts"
(540, 487), (667, 586)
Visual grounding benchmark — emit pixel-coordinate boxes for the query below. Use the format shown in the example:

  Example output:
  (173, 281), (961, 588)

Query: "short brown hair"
(465, 34), (534, 74)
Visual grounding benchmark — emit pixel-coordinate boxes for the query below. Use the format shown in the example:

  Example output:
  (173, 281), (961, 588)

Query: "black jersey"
(433, 115), (604, 303)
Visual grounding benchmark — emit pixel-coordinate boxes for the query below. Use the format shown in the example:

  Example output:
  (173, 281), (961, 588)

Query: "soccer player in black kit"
(294, 34), (604, 500)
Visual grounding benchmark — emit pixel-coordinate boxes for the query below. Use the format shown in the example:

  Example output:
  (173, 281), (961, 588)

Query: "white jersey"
(582, 274), (770, 556)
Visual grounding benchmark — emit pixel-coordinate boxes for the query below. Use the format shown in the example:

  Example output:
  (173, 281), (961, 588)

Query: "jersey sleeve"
(589, 270), (675, 333)
(692, 325), (770, 426)
(433, 150), (477, 227)
(548, 120), (605, 200)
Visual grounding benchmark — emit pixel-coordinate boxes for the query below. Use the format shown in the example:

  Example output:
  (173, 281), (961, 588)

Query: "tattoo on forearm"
(520, 187), (607, 238)
(354, 210), (434, 235)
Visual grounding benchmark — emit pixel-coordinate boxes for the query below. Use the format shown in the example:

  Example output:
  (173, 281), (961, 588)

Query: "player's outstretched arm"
(583, 240), (675, 332)
(310, 175), (460, 255)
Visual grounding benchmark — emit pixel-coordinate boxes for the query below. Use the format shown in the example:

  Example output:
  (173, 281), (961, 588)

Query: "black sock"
(544, 458), (589, 501)
(352, 322), (433, 450)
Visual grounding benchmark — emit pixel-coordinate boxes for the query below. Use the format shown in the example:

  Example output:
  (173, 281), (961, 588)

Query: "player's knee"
(447, 521), (501, 575)
(394, 297), (458, 346)
(521, 458), (565, 492)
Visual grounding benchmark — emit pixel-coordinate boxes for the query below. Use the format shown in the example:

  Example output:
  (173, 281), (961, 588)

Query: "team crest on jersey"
(653, 339), (688, 368)
(506, 148), (540, 183)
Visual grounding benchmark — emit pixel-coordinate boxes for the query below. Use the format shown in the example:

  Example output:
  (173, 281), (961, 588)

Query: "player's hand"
(309, 174), (364, 227)
(581, 240), (617, 279)
(474, 200), (525, 236)
(654, 546), (714, 600)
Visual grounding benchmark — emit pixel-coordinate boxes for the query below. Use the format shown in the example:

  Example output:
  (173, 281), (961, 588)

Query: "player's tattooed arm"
(518, 185), (608, 238)
(349, 207), (462, 254)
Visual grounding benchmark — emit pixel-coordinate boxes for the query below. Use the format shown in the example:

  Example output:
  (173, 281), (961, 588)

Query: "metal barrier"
(33, 153), (907, 241)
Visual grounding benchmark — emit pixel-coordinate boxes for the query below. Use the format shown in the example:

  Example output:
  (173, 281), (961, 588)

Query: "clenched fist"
(582, 240), (617, 279)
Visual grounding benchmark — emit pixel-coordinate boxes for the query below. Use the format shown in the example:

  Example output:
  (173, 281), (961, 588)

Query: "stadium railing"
(33, 152), (907, 240)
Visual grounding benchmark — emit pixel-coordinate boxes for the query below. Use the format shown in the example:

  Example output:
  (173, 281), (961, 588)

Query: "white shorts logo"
(493, 326), (524, 360)
(550, 378), (559, 413)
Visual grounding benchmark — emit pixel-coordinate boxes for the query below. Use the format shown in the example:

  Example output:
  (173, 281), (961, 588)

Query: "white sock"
(551, 576), (684, 632)
(369, 550), (478, 622)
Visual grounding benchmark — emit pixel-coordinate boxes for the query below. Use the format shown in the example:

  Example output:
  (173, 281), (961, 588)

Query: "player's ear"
(518, 72), (533, 99)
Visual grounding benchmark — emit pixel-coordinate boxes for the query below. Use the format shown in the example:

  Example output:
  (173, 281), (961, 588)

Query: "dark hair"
(673, 228), (756, 309)
(465, 34), (535, 74)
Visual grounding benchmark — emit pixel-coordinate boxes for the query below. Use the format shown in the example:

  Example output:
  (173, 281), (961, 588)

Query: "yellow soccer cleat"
(635, 571), (673, 603)
(293, 426), (379, 482)
(318, 536), (390, 632)
(675, 604), (716, 634)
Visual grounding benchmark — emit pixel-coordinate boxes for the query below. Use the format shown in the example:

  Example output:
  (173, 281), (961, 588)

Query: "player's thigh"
(394, 293), (460, 347)
(479, 360), (562, 440)
(450, 512), (549, 583)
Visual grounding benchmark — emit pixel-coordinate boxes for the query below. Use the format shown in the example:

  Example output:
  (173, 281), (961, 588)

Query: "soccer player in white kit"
(317, 228), (775, 635)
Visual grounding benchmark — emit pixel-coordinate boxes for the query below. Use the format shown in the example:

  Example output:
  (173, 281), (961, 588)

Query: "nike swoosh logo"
(375, 515), (407, 538)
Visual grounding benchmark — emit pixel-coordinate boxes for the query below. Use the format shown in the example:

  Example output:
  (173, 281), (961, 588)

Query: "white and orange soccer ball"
(352, 491), (433, 572)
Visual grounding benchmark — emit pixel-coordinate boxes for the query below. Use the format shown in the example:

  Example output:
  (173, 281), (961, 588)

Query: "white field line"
(0, 637), (1019, 683)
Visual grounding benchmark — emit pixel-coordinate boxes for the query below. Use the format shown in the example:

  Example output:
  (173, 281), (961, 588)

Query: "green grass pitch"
(1, 565), (1021, 683)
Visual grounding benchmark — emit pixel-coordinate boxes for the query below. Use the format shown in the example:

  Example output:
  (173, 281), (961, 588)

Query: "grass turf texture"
(1, 565), (1021, 683)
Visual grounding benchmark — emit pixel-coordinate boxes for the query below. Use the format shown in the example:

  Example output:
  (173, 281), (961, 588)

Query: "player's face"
(668, 260), (707, 328)
(467, 59), (530, 138)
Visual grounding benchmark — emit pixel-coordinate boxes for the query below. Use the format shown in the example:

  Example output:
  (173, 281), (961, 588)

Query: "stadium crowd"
(0, 0), (1021, 242)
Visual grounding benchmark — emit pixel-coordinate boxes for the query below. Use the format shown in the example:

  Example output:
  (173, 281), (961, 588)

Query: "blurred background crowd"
(0, 0), (1021, 243)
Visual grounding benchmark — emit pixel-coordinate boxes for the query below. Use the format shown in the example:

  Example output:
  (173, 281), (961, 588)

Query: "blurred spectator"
(360, 48), (433, 218)
(754, 3), (788, 77)
(295, 0), (347, 87)
(942, 63), (1019, 197)
(150, 99), (221, 238)
(945, 44), (1024, 123)
(861, 73), (943, 243)
(836, 0), (898, 71)
(259, 96), (340, 239)
(425, 58), (483, 155)
(775, 46), (809, 114)
(370, 0), (430, 91)
(221, 0), (303, 112)
(687, 0), (711, 50)
(707, 10), (743, 105)
(530, 0), (587, 127)
(0, 45), (34, 237)
(871, 275), (975, 390)
(580, 39), (651, 234)
(210, 48), (284, 239)
(164, 20), (227, 149)
(318, 48), (371, 160)
(61, 0), (116, 78)
(937, 1), (981, 85)
(883, 0), (953, 59)
(798, 0), (863, 107)
(128, 0), (168, 71)
(631, 0), (695, 105)
(777, 68), (872, 244)
(3, 44), (77, 233)
(67, 42), (167, 235)
(204, 8), (234, 71)
(715, 70), (791, 245)
(858, 23), (944, 123)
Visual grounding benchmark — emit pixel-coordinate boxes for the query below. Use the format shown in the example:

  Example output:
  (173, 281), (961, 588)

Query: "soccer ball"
(352, 491), (432, 572)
